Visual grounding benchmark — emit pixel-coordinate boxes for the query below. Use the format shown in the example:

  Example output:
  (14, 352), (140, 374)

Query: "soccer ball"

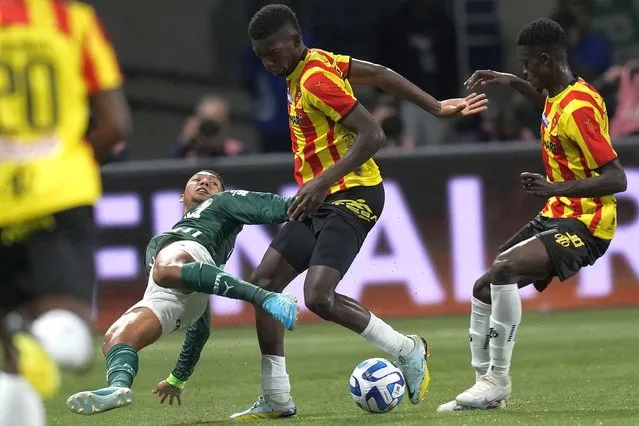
(349, 358), (405, 413)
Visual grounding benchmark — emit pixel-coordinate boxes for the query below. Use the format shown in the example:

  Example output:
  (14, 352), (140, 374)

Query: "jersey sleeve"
(170, 302), (210, 382)
(565, 106), (617, 169)
(217, 191), (295, 225)
(301, 69), (358, 123)
(334, 54), (352, 79)
(77, 5), (123, 94)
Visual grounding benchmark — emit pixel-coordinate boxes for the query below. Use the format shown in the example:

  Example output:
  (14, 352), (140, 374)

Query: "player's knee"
(152, 261), (181, 288)
(305, 292), (334, 319)
(472, 276), (491, 303)
(490, 255), (518, 284)
(31, 309), (94, 371)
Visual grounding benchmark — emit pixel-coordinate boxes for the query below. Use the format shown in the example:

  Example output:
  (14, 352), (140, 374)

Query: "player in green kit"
(66, 171), (299, 415)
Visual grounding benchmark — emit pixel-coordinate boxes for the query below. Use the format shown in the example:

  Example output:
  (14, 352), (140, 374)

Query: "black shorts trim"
(270, 183), (384, 276)
(0, 206), (97, 309)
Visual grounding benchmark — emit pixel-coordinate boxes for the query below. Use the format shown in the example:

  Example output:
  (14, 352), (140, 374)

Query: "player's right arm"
(217, 191), (296, 224)
(153, 302), (211, 405)
(78, 5), (131, 161)
(465, 70), (546, 109)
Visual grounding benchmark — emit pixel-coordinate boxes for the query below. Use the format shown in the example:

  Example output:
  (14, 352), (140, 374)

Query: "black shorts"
(0, 206), (97, 311)
(271, 183), (385, 277)
(498, 214), (610, 291)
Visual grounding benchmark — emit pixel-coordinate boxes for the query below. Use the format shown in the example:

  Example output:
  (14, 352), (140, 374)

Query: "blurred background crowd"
(92, 0), (639, 162)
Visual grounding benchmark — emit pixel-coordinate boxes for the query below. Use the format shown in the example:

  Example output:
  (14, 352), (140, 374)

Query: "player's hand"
(520, 172), (553, 197)
(465, 70), (515, 90)
(152, 380), (182, 405)
(287, 178), (330, 221)
(438, 93), (488, 117)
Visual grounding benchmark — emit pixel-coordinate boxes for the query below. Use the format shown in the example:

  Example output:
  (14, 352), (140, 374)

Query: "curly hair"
(516, 18), (567, 52)
(248, 4), (300, 40)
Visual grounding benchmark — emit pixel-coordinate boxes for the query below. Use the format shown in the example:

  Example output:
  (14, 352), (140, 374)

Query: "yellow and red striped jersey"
(286, 48), (382, 194)
(0, 0), (122, 226)
(540, 77), (618, 240)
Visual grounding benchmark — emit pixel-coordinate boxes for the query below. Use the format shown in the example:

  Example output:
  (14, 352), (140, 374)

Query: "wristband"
(166, 373), (186, 389)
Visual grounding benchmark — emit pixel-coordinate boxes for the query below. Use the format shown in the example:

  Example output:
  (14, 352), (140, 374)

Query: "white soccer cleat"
(437, 398), (506, 412)
(455, 373), (511, 409)
(66, 387), (134, 415)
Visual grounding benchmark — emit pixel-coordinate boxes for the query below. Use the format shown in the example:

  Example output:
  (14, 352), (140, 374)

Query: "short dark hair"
(516, 18), (567, 52)
(248, 4), (300, 40)
(199, 170), (225, 190)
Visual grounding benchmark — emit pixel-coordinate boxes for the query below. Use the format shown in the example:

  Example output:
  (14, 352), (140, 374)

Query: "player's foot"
(261, 293), (298, 330)
(66, 387), (134, 415)
(229, 395), (297, 421)
(455, 373), (511, 409)
(437, 398), (506, 412)
(396, 335), (430, 404)
(2, 311), (60, 398)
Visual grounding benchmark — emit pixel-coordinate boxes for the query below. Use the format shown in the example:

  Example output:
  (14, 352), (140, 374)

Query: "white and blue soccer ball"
(349, 358), (406, 413)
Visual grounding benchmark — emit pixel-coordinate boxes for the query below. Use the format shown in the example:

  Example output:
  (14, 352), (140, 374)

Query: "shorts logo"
(554, 232), (584, 248)
(331, 198), (378, 222)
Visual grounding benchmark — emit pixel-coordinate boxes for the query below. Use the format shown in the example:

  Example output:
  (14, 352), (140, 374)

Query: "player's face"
(517, 46), (551, 91)
(182, 172), (223, 209)
(252, 28), (301, 77)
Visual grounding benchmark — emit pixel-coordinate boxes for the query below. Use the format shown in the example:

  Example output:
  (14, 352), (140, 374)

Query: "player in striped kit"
(438, 18), (627, 412)
(232, 4), (488, 420)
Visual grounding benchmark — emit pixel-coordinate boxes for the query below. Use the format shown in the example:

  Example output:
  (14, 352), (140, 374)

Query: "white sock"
(261, 355), (291, 404)
(31, 309), (94, 371)
(469, 297), (491, 376)
(488, 284), (521, 378)
(0, 373), (45, 426)
(360, 312), (415, 358)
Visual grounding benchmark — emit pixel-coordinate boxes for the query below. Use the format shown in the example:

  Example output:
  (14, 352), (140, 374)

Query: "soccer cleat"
(396, 335), (430, 404)
(261, 293), (299, 330)
(455, 373), (511, 409)
(2, 312), (60, 399)
(437, 398), (506, 412)
(229, 395), (297, 421)
(66, 387), (134, 415)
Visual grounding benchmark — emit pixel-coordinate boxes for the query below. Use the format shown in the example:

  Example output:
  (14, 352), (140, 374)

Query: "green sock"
(105, 343), (138, 388)
(181, 262), (274, 306)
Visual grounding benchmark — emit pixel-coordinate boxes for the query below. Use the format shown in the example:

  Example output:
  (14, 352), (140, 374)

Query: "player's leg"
(152, 241), (298, 330)
(230, 221), (315, 420)
(455, 235), (552, 409)
(301, 211), (429, 405)
(66, 307), (163, 415)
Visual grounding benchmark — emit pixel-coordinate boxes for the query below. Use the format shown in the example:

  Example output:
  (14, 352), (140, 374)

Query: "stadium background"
(84, 0), (639, 331)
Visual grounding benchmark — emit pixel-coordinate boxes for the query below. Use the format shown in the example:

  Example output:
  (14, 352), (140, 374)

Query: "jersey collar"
(287, 49), (309, 82)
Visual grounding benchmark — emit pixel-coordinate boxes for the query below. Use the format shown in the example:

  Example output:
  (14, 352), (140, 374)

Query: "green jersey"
(145, 190), (295, 274)
(154, 190), (294, 383)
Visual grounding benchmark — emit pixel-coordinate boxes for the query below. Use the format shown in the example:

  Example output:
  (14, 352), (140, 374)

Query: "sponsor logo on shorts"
(554, 232), (584, 248)
(331, 198), (378, 222)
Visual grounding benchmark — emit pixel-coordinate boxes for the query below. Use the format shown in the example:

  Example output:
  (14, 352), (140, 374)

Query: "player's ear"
(292, 33), (301, 48)
(539, 52), (551, 65)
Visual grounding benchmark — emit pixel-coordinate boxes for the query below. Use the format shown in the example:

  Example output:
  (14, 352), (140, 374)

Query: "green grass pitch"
(47, 309), (638, 425)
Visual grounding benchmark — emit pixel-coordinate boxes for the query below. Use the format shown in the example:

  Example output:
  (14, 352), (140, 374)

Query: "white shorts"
(126, 240), (214, 335)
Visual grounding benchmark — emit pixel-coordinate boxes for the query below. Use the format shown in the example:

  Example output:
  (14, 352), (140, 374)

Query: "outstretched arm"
(465, 70), (546, 109)
(348, 59), (488, 117)
(218, 191), (295, 225)
(152, 303), (211, 405)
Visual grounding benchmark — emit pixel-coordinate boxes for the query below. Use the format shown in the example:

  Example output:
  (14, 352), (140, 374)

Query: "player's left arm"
(522, 106), (627, 198)
(152, 302), (211, 405)
(346, 58), (488, 117)
(218, 191), (296, 224)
